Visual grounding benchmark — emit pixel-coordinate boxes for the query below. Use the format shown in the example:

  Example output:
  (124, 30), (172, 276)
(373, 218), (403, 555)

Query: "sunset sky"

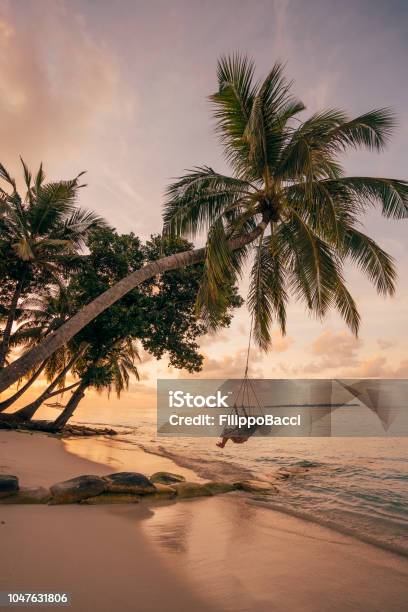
(1, 0), (407, 412)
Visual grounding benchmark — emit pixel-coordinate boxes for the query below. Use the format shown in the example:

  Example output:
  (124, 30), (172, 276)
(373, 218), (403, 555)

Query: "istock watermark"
(157, 379), (408, 437)
(168, 390), (230, 408)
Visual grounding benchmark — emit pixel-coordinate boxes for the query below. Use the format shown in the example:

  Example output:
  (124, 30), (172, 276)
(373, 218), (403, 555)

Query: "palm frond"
(12, 238), (35, 261)
(277, 109), (348, 181)
(325, 177), (408, 219)
(29, 180), (79, 235)
(0, 163), (16, 191)
(324, 108), (395, 152)
(333, 279), (360, 336)
(248, 234), (288, 350)
(284, 179), (357, 243)
(210, 54), (256, 175)
(20, 157), (32, 192)
(57, 207), (110, 249)
(163, 167), (254, 237)
(343, 227), (397, 295)
(244, 62), (302, 178)
(34, 163), (45, 192)
(196, 218), (243, 328)
(282, 211), (342, 318)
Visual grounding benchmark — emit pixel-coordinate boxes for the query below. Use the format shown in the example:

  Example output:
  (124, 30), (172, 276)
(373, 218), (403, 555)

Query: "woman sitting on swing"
(217, 431), (251, 448)
(216, 405), (258, 448)
(216, 320), (261, 448)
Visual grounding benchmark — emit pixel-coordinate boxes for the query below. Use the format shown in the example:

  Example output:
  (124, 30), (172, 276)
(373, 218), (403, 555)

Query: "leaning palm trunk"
(0, 360), (47, 412)
(0, 275), (26, 369)
(50, 380), (88, 431)
(0, 217), (269, 393)
(12, 348), (85, 420)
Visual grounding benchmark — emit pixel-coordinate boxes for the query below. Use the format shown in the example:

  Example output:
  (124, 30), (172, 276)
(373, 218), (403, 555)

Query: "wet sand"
(1, 431), (408, 611)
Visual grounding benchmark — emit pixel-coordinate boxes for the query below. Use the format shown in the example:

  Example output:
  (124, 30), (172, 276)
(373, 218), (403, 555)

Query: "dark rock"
(103, 472), (156, 495)
(150, 471), (186, 485)
(50, 475), (106, 504)
(0, 474), (19, 498)
(173, 482), (214, 498)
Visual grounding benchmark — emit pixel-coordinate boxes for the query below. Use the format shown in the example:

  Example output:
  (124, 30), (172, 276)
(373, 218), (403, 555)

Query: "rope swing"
(217, 316), (265, 448)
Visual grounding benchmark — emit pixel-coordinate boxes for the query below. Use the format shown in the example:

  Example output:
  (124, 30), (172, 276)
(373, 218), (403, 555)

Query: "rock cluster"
(0, 416), (117, 436)
(60, 425), (117, 437)
(0, 471), (279, 505)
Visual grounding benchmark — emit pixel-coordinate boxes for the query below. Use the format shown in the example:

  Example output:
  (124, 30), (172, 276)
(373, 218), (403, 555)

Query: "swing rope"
(230, 314), (264, 418)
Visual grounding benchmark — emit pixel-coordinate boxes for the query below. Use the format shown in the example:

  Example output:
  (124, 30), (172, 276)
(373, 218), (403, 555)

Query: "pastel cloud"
(180, 348), (264, 379)
(377, 339), (396, 350)
(344, 356), (408, 379)
(0, 1), (126, 168)
(311, 330), (362, 362)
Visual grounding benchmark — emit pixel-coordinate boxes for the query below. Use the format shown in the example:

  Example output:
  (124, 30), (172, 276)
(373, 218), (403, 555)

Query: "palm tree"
(0, 55), (407, 391)
(0, 159), (107, 368)
(1, 287), (86, 417)
(51, 339), (140, 430)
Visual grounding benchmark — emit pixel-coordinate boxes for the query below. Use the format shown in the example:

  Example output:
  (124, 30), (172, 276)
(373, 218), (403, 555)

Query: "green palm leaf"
(210, 54), (257, 175)
(343, 227), (396, 295)
(326, 177), (408, 219)
(248, 234), (288, 350)
(163, 167), (253, 237)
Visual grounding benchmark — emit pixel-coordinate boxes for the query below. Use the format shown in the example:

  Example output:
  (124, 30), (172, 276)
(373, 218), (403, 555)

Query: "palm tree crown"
(0, 159), (108, 366)
(164, 55), (408, 349)
(0, 159), (107, 270)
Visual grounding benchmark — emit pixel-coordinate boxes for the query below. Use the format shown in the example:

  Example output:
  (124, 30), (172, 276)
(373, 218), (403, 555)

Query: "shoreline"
(2, 430), (408, 611)
(0, 430), (216, 612)
(62, 427), (408, 559)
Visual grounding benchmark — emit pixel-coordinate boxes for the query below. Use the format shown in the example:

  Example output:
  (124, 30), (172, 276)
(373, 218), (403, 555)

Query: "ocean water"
(66, 405), (408, 556)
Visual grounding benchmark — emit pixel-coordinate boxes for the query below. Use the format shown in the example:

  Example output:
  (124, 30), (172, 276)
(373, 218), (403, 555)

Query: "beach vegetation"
(0, 228), (241, 426)
(0, 55), (407, 400)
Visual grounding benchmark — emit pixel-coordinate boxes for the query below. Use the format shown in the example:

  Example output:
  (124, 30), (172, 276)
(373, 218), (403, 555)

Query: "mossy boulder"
(233, 480), (278, 493)
(150, 471), (186, 485)
(203, 481), (236, 495)
(50, 475), (106, 504)
(81, 493), (141, 505)
(173, 482), (214, 498)
(0, 474), (19, 498)
(150, 483), (177, 499)
(103, 472), (156, 495)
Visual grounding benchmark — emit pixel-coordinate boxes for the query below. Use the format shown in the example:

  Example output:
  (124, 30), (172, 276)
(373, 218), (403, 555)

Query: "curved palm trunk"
(0, 215), (270, 393)
(0, 275), (26, 369)
(12, 349), (84, 421)
(0, 360), (47, 412)
(50, 380), (88, 431)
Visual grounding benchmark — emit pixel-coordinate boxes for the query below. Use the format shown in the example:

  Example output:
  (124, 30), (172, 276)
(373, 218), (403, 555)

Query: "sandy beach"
(1, 430), (408, 612)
